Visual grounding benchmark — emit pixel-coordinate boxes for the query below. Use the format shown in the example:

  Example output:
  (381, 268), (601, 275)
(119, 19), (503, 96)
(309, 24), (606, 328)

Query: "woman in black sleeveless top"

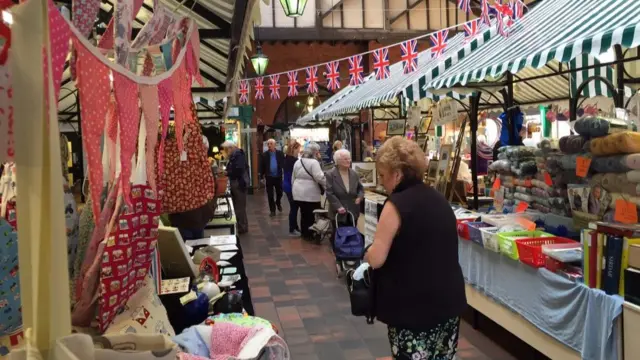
(364, 136), (466, 360)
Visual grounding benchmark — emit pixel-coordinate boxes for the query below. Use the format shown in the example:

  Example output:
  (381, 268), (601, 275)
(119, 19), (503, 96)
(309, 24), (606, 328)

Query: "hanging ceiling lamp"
(279, 0), (308, 17)
(250, 43), (269, 76)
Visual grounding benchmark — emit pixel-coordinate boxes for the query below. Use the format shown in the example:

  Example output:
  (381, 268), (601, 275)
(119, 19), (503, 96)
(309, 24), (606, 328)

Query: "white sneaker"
(289, 230), (301, 237)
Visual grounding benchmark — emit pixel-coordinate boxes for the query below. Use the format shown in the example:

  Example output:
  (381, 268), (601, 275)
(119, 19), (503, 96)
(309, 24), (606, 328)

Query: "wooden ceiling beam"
(320, 0), (344, 20)
(389, 0), (424, 25)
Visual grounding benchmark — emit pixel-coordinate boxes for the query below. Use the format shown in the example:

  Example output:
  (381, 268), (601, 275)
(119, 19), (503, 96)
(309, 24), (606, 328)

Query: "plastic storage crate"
(515, 237), (577, 268)
(467, 222), (495, 246)
(496, 230), (554, 260)
(480, 227), (500, 252)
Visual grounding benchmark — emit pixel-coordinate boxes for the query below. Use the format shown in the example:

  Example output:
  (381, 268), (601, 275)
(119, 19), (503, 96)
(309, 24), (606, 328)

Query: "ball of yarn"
(200, 282), (221, 299)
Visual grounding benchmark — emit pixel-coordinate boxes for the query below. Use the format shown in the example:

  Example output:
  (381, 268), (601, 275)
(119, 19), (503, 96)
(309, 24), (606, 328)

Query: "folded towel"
(590, 132), (640, 155)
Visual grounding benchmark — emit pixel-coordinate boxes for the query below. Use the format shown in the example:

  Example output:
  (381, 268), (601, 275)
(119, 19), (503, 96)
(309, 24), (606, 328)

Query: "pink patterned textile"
(113, 72), (140, 206)
(157, 78), (172, 178)
(75, 40), (111, 222)
(140, 85), (160, 192)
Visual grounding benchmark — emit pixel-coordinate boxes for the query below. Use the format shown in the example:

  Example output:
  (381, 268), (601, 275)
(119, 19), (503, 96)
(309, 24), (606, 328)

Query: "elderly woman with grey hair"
(325, 149), (364, 232)
(292, 142), (326, 240)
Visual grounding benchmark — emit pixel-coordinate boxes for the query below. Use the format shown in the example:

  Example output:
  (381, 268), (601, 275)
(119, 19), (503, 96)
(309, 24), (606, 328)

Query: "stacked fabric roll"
(529, 140), (571, 216)
(490, 146), (539, 211)
(585, 130), (640, 221)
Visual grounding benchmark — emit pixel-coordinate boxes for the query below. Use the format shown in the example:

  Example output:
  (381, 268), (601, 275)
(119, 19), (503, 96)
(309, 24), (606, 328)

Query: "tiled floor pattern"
(237, 192), (519, 360)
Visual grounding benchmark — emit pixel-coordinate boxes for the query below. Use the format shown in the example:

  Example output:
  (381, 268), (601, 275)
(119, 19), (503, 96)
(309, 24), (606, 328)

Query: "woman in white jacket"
(292, 142), (326, 240)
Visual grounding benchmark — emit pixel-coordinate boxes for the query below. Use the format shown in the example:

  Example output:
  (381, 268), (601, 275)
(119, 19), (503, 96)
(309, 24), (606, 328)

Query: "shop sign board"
(434, 100), (458, 126)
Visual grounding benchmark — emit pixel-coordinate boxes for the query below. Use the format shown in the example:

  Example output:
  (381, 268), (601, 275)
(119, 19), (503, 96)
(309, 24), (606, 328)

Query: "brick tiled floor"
(239, 192), (517, 360)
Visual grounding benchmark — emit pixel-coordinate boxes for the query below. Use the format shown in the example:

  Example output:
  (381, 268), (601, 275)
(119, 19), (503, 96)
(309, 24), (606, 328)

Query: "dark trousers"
(265, 176), (283, 213)
(178, 228), (205, 241)
(230, 180), (248, 233)
(297, 201), (321, 239)
(285, 191), (299, 233)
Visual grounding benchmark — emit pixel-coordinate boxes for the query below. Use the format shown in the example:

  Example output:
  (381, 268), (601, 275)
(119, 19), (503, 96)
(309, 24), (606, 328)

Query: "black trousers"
(297, 201), (321, 239)
(265, 176), (283, 213)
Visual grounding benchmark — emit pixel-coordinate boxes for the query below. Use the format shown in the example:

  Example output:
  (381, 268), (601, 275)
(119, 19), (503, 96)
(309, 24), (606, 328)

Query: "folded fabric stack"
(491, 146), (539, 211)
(530, 141), (571, 216)
(562, 116), (640, 223)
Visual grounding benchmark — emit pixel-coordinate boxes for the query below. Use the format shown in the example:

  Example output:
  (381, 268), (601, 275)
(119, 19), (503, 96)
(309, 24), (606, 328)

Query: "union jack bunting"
(510, 0), (523, 20)
(463, 19), (479, 41)
(238, 80), (249, 104)
(493, 1), (514, 37)
(326, 61), (341, 91)
(400, 39), (418, 74)
(480, 0), (491, 25)
(429, 29), (449, 58)
(254, 77), (264, 100)
(372, 47), (390, 80)
(348, 55), (364, 86)
(269, 74), (280, 100)
(457, 0), (471, 13)
(306, 66), (319, 94)
(287, 71), (299, 97)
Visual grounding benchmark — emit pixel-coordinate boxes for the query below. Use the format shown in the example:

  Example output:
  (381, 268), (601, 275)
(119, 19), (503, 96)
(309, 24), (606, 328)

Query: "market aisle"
(240, 191), (517, 360)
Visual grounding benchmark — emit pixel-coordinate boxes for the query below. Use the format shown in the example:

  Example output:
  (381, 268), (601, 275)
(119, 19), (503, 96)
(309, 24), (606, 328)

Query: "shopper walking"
(325, 149), (363, 242)
(222, 141), (249, 234)
(292, 142), (326, 241)
(283, 140), (302, 236)
(364, 136), (466, 360)
(259, 138), (284, 217)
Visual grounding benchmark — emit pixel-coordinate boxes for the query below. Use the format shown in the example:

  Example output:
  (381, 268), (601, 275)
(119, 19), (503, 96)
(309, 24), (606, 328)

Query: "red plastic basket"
(514, 237), (577, 268)
(457, 219), (473, 240)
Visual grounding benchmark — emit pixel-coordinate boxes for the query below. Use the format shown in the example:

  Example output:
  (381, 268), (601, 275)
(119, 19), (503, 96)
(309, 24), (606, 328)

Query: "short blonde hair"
(376, 136), (426, 180)
(286, 140), (301, 156)
(333, 140), (343, 151)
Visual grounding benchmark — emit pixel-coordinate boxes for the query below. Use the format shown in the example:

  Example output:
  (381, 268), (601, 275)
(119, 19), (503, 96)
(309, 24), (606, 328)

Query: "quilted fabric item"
(573, 116), (610, 138)
(105, 275), (174, 336)
(559, 135), (588, 154)
(157, 122), (214, 214)
(0, 219), (20, 336)
(98, 184), (161, 332)
(590, 131), (640, 156)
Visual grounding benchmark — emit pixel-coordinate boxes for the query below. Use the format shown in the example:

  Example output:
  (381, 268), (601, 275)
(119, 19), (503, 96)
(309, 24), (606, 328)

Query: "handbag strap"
(300, 159), (321, 188)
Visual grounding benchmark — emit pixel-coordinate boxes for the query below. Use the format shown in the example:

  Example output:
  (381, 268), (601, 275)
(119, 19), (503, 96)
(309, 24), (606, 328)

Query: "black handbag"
(346, 267), (376, 324)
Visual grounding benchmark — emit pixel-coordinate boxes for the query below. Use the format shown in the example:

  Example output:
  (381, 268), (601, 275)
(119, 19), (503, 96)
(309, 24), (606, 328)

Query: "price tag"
(180, 151), (188, 161)
(492, 177), (501, 190)
(576, 156), (591, 178)
(544, 172), (553, 186)
(516, 217), (536, 231)
(614, 199), (638, 224)
(515, 201), (529, 213)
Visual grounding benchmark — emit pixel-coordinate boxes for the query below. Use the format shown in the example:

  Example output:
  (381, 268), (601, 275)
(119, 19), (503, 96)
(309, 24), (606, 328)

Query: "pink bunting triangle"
(157, 78), (172, 180)
(45, 0), (70, 103)
(188, 28), (203, 86)
(113, 72), (140, 205)
(140, 85), (160, 192)
(75, 40), (111, 222)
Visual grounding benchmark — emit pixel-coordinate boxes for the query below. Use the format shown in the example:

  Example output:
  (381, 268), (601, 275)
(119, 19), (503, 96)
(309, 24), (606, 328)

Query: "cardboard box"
(630, 244), (640, 269)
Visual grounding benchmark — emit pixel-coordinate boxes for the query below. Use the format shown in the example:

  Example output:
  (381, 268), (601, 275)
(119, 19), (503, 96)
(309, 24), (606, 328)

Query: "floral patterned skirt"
(387, 317), (460, 360)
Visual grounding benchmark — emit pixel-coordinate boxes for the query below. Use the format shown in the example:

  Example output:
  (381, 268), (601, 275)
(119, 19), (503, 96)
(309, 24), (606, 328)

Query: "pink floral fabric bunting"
(98, 0), (145, 52)
(113, 72), (140, 206)
(157, 79), (172, 179)
(140, 85), (160, 192)
(46, 0), (71, 102)
(75, 40), (111, 222)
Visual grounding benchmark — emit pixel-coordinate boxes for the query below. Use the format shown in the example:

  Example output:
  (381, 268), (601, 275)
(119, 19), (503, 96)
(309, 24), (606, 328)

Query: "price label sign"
(492, 177), (501, 190)
(614, 199), (638, 224)
(516, 217), (536, 231)
(576, 156), (591, 178)
(544, 172), (553, 186)
(515, 201), (529, 213)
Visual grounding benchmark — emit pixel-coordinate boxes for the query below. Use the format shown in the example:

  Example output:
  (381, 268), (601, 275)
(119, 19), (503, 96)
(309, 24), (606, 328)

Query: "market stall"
(1, 0), (288, 357)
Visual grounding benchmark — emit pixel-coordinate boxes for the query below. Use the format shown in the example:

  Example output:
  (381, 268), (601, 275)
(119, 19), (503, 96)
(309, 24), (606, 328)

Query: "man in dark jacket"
(222, 140), (249, 233)
(259, 138), (284, 217)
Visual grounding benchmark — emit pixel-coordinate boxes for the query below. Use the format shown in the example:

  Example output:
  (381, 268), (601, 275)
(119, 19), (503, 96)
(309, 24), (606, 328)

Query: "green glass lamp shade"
(250, 47), (269, 76)
(279, 0), (308, 17)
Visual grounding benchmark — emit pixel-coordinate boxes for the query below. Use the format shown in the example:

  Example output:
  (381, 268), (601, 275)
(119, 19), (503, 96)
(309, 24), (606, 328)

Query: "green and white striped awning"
(428, 0), (640, 91)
